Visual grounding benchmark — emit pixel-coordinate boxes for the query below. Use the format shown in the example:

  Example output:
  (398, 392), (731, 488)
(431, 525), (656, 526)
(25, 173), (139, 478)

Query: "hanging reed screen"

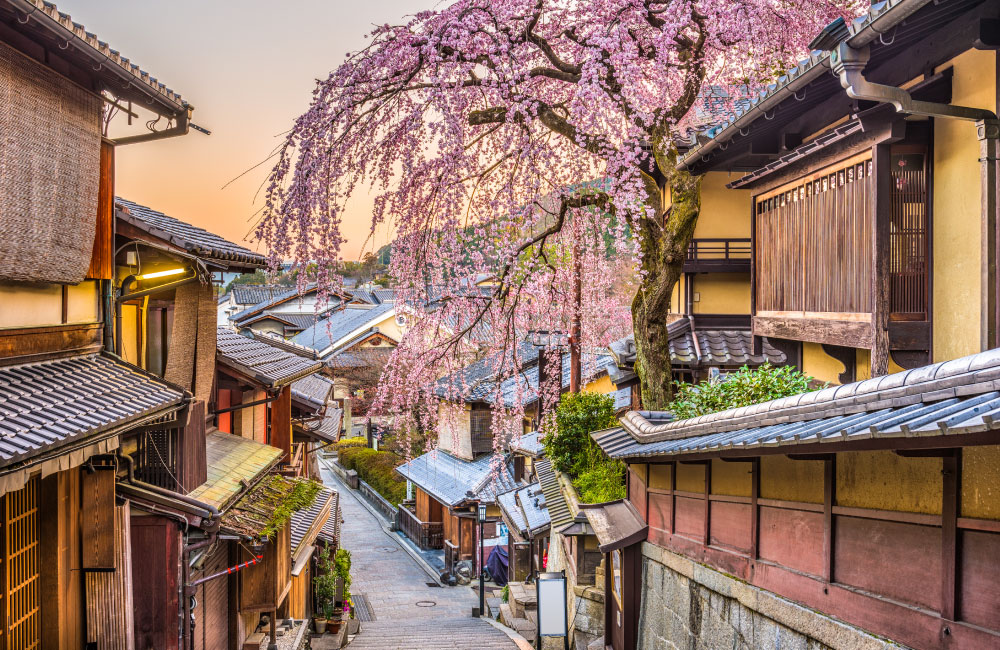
(755, 153), (873, 315)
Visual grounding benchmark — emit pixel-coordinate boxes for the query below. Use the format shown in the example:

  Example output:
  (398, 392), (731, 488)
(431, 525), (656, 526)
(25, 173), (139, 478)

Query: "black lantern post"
(478, 503), (488, 617)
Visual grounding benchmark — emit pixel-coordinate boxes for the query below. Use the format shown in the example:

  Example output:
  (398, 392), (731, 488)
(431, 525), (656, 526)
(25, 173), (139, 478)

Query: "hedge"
(338, 446), (407, 505)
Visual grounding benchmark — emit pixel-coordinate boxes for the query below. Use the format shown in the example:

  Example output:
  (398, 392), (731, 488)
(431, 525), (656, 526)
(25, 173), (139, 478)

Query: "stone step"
(499, 602), (516, 626)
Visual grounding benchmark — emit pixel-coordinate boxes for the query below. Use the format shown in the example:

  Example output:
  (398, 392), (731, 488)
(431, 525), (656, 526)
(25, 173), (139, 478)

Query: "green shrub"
(338, 446), (407, 505)
(542, 392), (618, 478)
(670, 363), (817, 420)
(574, 446), (627, 504)
(335, 436), (367, 452)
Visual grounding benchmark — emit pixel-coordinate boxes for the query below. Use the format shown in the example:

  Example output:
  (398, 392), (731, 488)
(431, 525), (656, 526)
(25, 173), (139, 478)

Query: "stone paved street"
(320, 464), (522, 649)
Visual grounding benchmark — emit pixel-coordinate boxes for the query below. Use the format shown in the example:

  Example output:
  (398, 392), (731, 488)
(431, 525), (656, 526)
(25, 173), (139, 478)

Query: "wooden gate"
(1, 478), (40, 650)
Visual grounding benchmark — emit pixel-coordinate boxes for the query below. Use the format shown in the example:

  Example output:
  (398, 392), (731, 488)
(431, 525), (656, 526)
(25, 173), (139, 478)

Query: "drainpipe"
(829, 42), (1000, 351)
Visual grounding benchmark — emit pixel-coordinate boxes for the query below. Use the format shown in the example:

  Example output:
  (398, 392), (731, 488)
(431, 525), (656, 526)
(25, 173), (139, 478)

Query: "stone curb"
(319, 457), (445, 586)
(483, 616), (535, 650)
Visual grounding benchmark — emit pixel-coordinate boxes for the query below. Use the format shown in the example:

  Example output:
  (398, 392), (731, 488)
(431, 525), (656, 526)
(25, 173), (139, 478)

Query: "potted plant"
(313, 546), (338, 634)
(331, 549), (353, 629)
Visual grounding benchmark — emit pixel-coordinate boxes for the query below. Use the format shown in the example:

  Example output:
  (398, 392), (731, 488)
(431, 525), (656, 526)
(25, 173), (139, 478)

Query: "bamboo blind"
(3, 478), (39, 650)
(756, 154), (873, 314)
(0, 42), (102, 284)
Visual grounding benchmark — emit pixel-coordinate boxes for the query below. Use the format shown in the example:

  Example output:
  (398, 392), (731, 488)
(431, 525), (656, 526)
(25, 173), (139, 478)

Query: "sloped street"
(320, 464), (525, 649)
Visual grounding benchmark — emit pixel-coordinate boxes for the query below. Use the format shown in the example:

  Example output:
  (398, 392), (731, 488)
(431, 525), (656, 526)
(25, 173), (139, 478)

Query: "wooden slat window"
(2, 478), (40, 650)
(136, 429), (179, 491)
(756, 153), (873, 314)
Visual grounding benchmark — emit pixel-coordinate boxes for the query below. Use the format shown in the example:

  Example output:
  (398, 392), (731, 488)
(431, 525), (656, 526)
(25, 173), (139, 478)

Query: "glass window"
(612, 549), (623, 606)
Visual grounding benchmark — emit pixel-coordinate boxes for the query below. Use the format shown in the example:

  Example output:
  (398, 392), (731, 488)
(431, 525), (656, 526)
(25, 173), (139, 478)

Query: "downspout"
(829, 42), (1000, 350)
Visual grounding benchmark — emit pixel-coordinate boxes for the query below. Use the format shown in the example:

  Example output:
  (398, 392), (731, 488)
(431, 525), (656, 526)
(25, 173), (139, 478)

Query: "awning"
(0, 353), (185, 495)
(579, 500), (648, 553)
(187, 431), (283, 511)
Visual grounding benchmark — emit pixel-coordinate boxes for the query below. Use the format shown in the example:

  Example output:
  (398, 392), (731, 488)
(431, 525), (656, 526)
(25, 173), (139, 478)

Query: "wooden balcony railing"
(684, 238), (751, 273)
(397, 504), (444, 550)
(279, 442), (306, 478)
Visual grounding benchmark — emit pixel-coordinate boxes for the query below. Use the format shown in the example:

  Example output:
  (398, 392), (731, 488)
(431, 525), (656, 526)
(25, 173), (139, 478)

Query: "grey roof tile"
(291, 303), (396, 353)
(290, 374), (334, 412)
(217, 328), (322, 388)
(116, 199), (266, 268)
(395, 450), (516, 506)
(291, 487), (336, 555)
(231, 286), (286, 306)
(535, 459), (572, 529)
(0, 354), (184, 467)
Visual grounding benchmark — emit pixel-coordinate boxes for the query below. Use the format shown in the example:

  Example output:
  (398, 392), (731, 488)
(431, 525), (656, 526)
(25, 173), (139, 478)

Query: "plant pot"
(314, 618), (328, 634)
(328, 620), (342, 634)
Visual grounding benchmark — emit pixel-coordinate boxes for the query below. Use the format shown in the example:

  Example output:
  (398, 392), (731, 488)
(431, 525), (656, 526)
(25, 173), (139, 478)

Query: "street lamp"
(478, 503), (488, 617)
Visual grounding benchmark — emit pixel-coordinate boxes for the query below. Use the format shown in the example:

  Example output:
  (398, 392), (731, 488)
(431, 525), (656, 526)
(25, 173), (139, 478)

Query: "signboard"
(536, 571), (568, 638)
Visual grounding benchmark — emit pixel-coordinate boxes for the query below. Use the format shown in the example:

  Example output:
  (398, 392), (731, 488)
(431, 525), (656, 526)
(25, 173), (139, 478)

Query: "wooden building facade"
(677, 0), (1000, 385)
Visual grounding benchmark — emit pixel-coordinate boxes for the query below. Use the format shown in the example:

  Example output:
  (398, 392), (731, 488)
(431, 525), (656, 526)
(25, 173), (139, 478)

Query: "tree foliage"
(542, 392), (617, 476)
(670, 363), (817, 420)
(259, 0), (860, 441)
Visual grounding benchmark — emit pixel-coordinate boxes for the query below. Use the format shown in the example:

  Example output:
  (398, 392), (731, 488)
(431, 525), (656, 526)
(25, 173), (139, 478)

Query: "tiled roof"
(310, 408), (343, 444)
(238, 310), (323, 332)
(676, 0), (942, 171)
(290, 374), (334, 412)
(373, 288), (396, 303)
(217, 328), (322, 388)
(219, 474), (319, 541)
(229, 284), (348, 324)
(291, 486), (336, 556)
(116, 199), (266, 268)
(0, 353), (185, 467)
(535, 459), (572, 530)
(3, 0), (186, 113)
(248, 331), (320, 360)
(509, 431), (543, 458)
(395, 450), (517, 506)
(292, 303), (396, 354)
(499, 483), (551, 537)
(231, 286), (286, 306)
(608, 322), (785, 371)
(188, 431), (283, 510)
(318, 491), (342, 546)
(593, 347), (1000, 460)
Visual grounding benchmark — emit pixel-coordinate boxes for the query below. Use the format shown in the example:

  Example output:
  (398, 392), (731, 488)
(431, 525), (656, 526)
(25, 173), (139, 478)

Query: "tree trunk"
(631, 145), (701, 411)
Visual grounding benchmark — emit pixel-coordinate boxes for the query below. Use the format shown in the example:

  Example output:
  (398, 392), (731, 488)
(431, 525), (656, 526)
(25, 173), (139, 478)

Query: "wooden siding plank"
(87, 140), (115, 280)
(81, 469), (115, 570)
(85, 504), (135, 650)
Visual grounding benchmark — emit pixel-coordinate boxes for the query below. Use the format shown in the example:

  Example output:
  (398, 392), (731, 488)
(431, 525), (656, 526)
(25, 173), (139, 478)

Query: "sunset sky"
(80, 0), (415, 261)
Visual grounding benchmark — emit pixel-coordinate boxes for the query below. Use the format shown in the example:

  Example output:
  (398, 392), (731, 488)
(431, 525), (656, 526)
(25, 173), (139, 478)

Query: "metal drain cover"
(374, 546), (398, 553)
(415, 600), (436, 607)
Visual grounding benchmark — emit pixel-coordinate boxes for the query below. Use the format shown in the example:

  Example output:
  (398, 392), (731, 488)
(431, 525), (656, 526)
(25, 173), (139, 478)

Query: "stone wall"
(546, 527), (605, 649)
(638, 544), (902, 650)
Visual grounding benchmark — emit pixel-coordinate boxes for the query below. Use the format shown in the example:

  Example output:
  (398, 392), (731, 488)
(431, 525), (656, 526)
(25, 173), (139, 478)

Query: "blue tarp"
(486, 544), (509, 586)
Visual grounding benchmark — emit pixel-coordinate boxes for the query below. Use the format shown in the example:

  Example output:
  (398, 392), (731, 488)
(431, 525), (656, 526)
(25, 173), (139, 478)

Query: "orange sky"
(79, 0), (415, 261)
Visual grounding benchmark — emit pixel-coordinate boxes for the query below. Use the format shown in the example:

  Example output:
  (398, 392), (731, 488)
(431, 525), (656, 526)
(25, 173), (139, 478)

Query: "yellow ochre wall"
(582, 374), (615, 395)
(837, 450), (942, 515)
(801, 343), (904, 385)
(691, 273), (751, 314)
(0, 281), (99, 329)
(962, 446), (1000, 520)
(933, 48), (997, 362)
(694, 172), (751, 239)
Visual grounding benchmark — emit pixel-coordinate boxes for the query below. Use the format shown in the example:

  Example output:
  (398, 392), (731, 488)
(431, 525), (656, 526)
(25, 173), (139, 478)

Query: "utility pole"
(570, 216), (582, 393)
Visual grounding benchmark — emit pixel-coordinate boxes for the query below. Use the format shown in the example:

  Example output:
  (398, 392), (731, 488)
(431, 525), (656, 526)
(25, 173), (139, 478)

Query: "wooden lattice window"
(888, 147), (929, 318)
(136, 429), (179, 491)
(470, 408), (493, 455)
(0, 478), (40, 650)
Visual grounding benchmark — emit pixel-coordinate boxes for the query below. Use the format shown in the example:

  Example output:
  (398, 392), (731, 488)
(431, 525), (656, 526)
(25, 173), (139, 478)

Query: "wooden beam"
(753, 315), (873, 348)
(788, 453), (836, 462)
(887, 321), (932, 350)
(821, 344), (856, 384)
(894, 448), (957, 458)
(871, 143), (891, 377)
(703, 459), (711, 547)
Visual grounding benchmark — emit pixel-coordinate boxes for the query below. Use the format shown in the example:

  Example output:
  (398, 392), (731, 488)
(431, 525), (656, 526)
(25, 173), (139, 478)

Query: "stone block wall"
(638, 544), (902, 650)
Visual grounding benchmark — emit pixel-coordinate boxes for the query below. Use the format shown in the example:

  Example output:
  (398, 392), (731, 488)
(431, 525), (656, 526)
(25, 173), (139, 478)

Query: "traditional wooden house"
(229, 284), (352, 336)
(595, 345), (1000, 650)
(496, 481), (551, 583)
(0, 3), (206, 647)
(287, 486), (341, 620)
(675, 0), (1000, 385)
(394, 448), (518, 575)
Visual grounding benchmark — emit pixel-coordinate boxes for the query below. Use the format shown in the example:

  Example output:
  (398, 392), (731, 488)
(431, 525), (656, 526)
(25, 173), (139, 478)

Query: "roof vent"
(809, 17), (849, 51)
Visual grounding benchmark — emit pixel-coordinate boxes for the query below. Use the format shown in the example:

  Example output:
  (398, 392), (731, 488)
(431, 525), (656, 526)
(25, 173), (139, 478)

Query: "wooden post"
(871, 144), (891, 376)
(750, 458), (760, 561)
(703, 460), (711, 547)
(271, 386), (293, 463)
(977, 119), (1000, 350)
(822, 456), (836, 583)
(941, 449), (960, 620)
